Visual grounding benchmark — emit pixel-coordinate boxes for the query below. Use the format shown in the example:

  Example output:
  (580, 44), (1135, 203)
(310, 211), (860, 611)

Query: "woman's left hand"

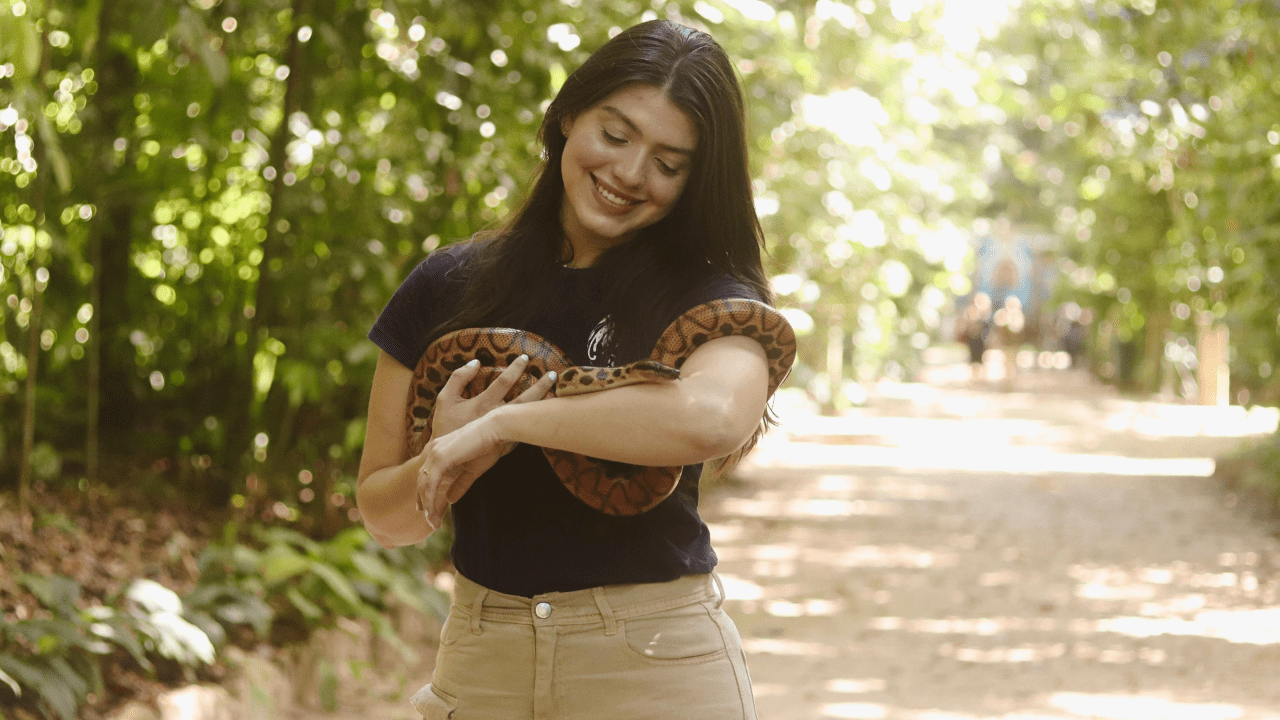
(416, 359), (557, 528)
(416, 408), (511, 530)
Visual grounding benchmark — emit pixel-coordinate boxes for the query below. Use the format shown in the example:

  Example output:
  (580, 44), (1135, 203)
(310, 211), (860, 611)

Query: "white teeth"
(594, 179), (634, 206)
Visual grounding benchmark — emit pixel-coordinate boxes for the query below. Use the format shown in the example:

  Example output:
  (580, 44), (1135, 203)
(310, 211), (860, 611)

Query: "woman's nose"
(615, 149), (645, 189)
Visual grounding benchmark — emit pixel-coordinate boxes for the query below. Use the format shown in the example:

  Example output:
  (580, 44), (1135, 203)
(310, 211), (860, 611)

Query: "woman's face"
(559, 84), (698, 263)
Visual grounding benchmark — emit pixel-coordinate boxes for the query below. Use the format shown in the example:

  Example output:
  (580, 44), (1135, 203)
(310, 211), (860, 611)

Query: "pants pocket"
(410, 683), (458, 720)
(620, 600), (728, 666)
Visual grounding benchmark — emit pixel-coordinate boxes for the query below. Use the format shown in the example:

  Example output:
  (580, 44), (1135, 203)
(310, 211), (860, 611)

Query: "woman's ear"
(560, 115), (575, 137)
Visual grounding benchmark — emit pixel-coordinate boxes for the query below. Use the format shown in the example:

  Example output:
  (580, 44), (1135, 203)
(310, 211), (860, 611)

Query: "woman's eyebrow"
(601, 105), (695, 156)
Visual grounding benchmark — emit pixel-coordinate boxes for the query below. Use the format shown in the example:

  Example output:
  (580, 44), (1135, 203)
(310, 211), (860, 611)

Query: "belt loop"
(469, 587), (488, 635)
(711, 572), (727, 609)
(591, 586), (618, 636)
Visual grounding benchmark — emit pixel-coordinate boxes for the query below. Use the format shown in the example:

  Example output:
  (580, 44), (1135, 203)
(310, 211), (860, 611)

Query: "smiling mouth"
(592, 176), (640, 207)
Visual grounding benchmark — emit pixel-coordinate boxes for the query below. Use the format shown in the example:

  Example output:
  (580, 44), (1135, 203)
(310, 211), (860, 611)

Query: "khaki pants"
(411, 571), (758, 720)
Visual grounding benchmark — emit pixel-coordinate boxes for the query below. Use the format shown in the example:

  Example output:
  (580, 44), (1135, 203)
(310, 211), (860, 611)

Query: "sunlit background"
(2, 0), (1280, 717)
(3, 0), (1279, 493)
(708, 380), (1280, 719)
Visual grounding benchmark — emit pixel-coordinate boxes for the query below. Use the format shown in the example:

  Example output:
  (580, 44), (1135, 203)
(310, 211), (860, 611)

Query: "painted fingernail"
(465, 359), (479, 367)
(547, 370), (557, 382)
(424, 512), (436, 529)
(518, 354), (529, 362)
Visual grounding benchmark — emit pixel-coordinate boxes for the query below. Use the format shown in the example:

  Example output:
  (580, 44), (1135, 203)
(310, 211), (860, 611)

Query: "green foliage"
(125, 578), (218, 668)
(0, 0), (606, 499)
(0, 0), (978, 500)
(3, 0), (1280, 511)
(0, 522), (449, 719)
(192, 523), (451, 652)
(0, 574), (169, 720)
(981, 0), (1280, 399)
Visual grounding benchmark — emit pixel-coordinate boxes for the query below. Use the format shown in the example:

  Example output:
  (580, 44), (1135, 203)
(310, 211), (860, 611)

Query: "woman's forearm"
(356, 455), (432, 547)
(490, 337), (768, 466)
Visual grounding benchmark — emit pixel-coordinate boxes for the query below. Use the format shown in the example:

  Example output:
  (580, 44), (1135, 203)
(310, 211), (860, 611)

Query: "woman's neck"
(560, 238), (605, 268)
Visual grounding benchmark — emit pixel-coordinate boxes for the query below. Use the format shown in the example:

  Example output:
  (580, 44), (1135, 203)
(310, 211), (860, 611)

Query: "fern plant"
(0, 574), (200, 720)
(191, 524), (451, 659)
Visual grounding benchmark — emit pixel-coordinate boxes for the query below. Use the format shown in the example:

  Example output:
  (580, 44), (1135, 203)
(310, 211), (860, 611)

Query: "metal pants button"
(534, 602), (552, 619)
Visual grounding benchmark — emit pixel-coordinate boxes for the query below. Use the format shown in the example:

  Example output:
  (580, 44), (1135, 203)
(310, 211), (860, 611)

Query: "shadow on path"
(712, 365), (1280, 720)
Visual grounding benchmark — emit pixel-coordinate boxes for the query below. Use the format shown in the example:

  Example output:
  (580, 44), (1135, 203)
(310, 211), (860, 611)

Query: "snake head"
(628, 359), (681, 381)
(552, 360), (680, 398)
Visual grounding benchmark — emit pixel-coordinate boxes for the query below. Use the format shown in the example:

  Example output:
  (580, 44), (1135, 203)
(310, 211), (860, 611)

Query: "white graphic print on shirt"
(586, 316), (613, 364)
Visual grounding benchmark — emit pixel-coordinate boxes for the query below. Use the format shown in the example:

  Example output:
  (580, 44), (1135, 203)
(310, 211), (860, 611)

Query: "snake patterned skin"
(406, 298), (797, 515)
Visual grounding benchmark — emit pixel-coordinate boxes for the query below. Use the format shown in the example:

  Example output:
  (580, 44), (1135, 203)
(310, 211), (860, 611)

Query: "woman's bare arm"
(494, 334), (768, 464)
(355, 353), (430, 547)
(416, 335), (770, 526)
(356, 351), (558, 547)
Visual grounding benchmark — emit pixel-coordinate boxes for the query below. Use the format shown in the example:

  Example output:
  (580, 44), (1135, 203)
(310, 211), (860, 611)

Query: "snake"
(406, 298), (796, 516)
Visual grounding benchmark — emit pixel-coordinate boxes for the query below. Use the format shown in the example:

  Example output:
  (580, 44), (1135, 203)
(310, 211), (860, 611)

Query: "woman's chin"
(575, 216), (638, 247)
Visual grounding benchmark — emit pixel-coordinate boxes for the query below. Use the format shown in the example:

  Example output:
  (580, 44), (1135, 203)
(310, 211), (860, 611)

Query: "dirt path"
(709, 366), (1280, 720)
(300, 364), (1280, 720)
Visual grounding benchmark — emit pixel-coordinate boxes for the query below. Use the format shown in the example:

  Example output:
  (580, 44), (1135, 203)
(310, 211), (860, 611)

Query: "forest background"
(4, 0), (1280, 522)
(1, 0), (1280, 714)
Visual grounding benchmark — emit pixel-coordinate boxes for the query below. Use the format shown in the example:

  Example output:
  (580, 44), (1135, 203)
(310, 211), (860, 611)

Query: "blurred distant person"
(956, 293), (991, 382)
(992, 295), (1025, 384)
(1061, 303), (1089, 369)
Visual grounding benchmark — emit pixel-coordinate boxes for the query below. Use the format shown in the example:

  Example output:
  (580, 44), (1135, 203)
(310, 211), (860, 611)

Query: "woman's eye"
(602, 130), (625, 145)
(657, 160), (681, 176)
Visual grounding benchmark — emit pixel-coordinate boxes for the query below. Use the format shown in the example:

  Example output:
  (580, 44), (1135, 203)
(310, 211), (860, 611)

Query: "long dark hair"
(433, 19), (771, 363)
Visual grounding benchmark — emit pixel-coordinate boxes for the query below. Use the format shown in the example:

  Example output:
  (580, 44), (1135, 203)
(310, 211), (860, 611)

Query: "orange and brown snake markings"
(406, 298), (796, 516)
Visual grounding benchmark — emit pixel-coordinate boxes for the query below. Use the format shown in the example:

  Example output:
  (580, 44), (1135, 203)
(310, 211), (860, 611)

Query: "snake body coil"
(406, 298), (796, 515)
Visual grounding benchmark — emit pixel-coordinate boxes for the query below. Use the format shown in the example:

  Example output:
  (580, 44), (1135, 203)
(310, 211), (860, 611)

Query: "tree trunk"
(823, 307), (845, 416)
(19, 272), (42, 522)
(19, 19), (52, 524)
(1142, 306), (1168, 396)
(222, 0), (310, 499)
(89, 2), (143, 464)
(87, 221), (101, 491)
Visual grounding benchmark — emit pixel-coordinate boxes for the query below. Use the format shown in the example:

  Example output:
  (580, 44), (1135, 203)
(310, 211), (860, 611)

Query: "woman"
(358, 20), (774, 719)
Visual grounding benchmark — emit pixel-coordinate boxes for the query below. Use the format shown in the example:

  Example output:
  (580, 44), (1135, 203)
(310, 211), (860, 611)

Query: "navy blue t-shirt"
(368, 241), (762, 597)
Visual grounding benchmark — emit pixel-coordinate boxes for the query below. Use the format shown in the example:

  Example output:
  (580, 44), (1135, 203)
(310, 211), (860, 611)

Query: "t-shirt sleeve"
(367, 246), (467, 369)
(677, 272), (766, 312)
